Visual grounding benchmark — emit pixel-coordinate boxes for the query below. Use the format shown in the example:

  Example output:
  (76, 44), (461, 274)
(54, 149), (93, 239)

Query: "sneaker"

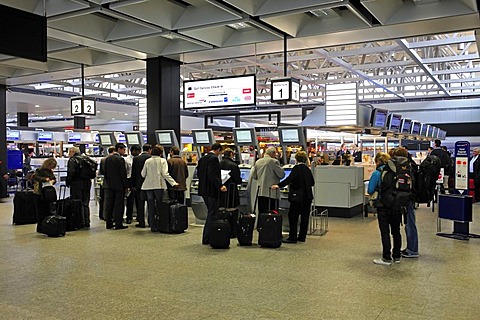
(393, 257), (401, 263)
(373, 258), (392, 266)
(401, 252), (419, 258)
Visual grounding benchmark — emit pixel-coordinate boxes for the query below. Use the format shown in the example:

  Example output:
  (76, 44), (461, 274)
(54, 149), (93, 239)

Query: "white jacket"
(141, 156), (177, 190)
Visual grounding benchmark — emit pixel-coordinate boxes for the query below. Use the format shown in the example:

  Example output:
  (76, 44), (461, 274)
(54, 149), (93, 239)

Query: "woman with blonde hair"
(32, 157), (57, 233)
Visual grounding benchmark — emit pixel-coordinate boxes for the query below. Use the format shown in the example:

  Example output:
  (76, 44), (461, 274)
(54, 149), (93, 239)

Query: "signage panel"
(454, 141), (470, 191)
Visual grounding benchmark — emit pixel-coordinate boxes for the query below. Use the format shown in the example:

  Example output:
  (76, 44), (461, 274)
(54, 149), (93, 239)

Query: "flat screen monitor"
(37, 131), (53, 142)
(427, 125), (433, 138)
(410, 121), (421, 135)
(370, 108), (388, 128)
(420, 123), (427, 136)
(98, 133), (116, 146)
(233, 128), (255, 145)
(433, 127), (439, 139)
(280, 168), (292, 182)
(125, 132), (143, 147)
(401, 119), (412, 134)
(68, 132), (82, 143)
(280, 129), (299, 144)
(192, 129), (214, 146)
(387, 113), (402, 132)
(6, 130), (20, 141)
(155, 130), (178, 147)
(240, 169), (251, 182)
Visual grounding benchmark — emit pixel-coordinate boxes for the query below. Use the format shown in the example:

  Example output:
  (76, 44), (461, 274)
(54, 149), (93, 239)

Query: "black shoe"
(126, 219), (132, 224)
(202, 240), (210, 245)
(297, 238), (306, 242)
(83, 224), (90, 229)
(115, 225), (128, 230)
(282, 238), (297, 244)
(106, 224), (114, 230)
(135, 224), (146, 228)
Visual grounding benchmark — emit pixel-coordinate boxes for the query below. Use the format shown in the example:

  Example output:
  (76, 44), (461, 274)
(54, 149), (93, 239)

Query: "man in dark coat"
(131, 144), (152, 228)
(219, 148), (241, 208)
(104, 143), (129, 230)
(167, 146), (188, 205)
(197, 143), (227, 245)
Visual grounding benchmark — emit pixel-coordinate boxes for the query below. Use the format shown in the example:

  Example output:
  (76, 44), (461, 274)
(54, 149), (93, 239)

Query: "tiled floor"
(1, 197), (480, 320)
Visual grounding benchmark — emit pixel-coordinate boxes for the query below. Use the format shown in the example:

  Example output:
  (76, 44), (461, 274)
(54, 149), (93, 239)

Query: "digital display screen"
(388, 114), (402, 132)
(126, 133), (140, 145)
(194, 131), (211, 145)
(98, 134), (112, 145)
(280, 169), (292, 182)
(401, 119), (412, 134)
(427, 125), (433, 138)
(157, 132), (173, 145)
(240, 169), (250, 181)
(420, 124), (427, 136)
(281, 129), (300, 143)
(7, 149), (23, 170)
(433, 127), (439, 138)
(371, 109), (388, 128)
(37, 132), (53, 141)
(6, 130), (20, 141)
(235, 130), (253, 144)
(411, 122), (421, 135)
(68, 133), (82, 143)
(184, 75), (256, 109)
(117, 134), (126, 143)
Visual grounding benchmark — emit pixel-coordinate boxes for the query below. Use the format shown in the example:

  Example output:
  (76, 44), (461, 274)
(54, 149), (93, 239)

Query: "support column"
(146, 57), (181, 145)
(17, 112), (28, 127)
(0, 85), (7, 197)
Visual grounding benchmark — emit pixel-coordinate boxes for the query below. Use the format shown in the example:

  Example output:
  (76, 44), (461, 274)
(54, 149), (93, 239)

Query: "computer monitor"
(401, 119), (412, 134)
(240, 168), (251, 182)
(420, 123), (427, 136)
(68, 132), (82, 143)
(155, 130), (179, 147)
(6, 130), (20, 141)
(280, 168), (292, 182)
(278, 127), (306, 146)
(433, 127), (439, 139)
(192, 129), (215, 146)
(427, 125), (434, 138)
(370, 108), (388, 128)
(37, 131), (53, 142)
(387, 113), (402, 132)
(410, 121), (421, 135)
(233, 128), (256, 146)
(98, 132), (116, 146)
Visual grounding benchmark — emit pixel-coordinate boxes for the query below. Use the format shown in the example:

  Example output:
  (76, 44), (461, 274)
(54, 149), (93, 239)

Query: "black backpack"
(415, 155), (441, 204)
(78, 155), (97, 179)
(380, 156), (414, 209)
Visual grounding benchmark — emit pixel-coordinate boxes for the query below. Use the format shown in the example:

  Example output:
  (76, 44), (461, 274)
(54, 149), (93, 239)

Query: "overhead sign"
(325, 83), (358, 126)
(70, 97), (96, 116)
(183, 75), (256, 109)
(271, 77), (300, 103)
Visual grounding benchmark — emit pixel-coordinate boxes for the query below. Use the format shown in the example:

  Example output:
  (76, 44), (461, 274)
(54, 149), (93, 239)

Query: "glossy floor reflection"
(1, 197), (480, 320)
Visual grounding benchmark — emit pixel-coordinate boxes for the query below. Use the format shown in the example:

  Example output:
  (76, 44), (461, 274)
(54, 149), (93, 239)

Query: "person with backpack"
(368, 151), (408, 266)
(430, 140), (450, 194)
(66, 146), (95, 229)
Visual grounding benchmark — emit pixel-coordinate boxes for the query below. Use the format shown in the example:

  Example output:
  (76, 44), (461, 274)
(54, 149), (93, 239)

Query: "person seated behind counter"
(272, 151), (314, 243)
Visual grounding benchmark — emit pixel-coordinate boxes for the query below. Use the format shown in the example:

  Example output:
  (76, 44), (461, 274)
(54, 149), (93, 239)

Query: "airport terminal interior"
(2, 0), (480, 319)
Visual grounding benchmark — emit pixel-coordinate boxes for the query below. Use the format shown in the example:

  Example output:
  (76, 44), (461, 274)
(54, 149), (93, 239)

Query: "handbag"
(288, 187), (305, 202)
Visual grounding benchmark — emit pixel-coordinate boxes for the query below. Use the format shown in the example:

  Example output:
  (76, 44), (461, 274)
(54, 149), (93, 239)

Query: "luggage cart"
(308, 206), (328, 236)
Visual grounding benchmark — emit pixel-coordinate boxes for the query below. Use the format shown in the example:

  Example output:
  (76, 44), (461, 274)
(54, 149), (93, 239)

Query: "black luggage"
(210, 219), (230, 249)
(41, 215), (66, 237)
(258, 188), (282, 248)
(57, 185), (85, 231)
(157, 191), (188, 233)
(236, 186), (259, 246)
(219, 184), (239, 238)
(13, 189), (37, 225)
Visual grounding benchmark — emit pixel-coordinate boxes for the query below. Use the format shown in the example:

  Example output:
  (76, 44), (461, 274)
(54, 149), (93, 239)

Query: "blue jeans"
(404, 201), (418, 255)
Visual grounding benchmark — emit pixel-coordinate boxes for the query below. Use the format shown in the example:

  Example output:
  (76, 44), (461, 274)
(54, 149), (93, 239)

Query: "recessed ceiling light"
(35, 105), (40, 108)
(124, 113), (128, 116)
(112, 117), (115, 120)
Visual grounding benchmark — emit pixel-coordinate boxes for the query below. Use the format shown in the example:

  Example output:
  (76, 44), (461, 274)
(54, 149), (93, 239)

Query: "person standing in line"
(141, 145), (178, 231)
(252, 147), (285, 214)
(167, 146), (188, 205)
(430, 139), (449, 194)
(368, 152), (402, 266)
(125, 145), (141, 224)
(470, 147), (480, 202)
(66, 146), (92, 229)
(272, 151), (314, 243)
(219, 148), (241, 208)
(32, 157), (57, 233)
(104, 143), (130, 230)
(99, 146), (115, 221)
(131, 144), (152, 228)
(197, 143), (227, 245)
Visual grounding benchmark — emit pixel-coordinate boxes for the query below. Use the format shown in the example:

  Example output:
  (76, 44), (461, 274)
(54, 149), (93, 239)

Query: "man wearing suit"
(131, 144), (152, 228)
(252, 147), (285, 214)
(98, 146), (115, 221)
(470, 147), (480, 202)
(197, 143), (227, 245)
(104, 143), (129, 230)
(219, 148), (242, 208)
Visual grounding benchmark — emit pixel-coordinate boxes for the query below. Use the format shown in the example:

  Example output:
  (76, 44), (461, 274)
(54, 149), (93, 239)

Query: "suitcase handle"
(252, 186), (260, 215)
(59, 185), (68, 200)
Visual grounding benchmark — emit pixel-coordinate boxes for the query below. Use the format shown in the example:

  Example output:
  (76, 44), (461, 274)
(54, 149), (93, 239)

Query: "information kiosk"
(278, 126), (307, 165)
(125, 131), (144, 148)
(278, 164), (295, 231)
(233, 127), (258, 165)
(97, 132), (117, 153)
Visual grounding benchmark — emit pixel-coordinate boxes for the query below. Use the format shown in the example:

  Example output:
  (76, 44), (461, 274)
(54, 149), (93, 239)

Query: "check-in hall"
(1, 1), (480, 319)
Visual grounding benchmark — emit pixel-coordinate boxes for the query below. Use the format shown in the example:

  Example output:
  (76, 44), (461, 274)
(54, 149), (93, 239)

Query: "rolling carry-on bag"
(236, 186), (259, 246)
(13, 183), (37, 225)
(219, 183), (239, 238)
(210, 189), (233, 249)
(57, 185), (85, 231)
(157, 190), (188, 233)
(258, 188), (282, 248)
(41, 215), (66, 237)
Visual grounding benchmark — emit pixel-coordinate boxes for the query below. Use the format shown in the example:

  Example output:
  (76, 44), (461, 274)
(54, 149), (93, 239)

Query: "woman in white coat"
(141, 145), (178, 231)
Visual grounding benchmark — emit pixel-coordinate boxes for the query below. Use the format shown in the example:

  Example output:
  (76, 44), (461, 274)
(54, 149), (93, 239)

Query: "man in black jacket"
(104, 143), (129, 230)
(430, 140), (450, 194)
(197, 143), (227, 245)
(131, 144), (152, 228)
(219, 148), (241, 208)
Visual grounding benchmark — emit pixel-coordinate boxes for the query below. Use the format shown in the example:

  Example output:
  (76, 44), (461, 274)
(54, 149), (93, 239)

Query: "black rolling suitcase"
(41, 215), (66, 237)
(236, 186), (259, 246)
(13, 182), (37, 225)
(210, 188), (234, 249)
(219, 183), (239, 238)
(258, 188), (282, 248)
(157, 190), (188, 234)
(57, 185), (85, 231)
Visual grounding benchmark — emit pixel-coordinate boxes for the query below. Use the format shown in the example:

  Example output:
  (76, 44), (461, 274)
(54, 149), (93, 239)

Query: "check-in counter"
(354, 163), (376, 181)
(314, 165), (364, 218)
